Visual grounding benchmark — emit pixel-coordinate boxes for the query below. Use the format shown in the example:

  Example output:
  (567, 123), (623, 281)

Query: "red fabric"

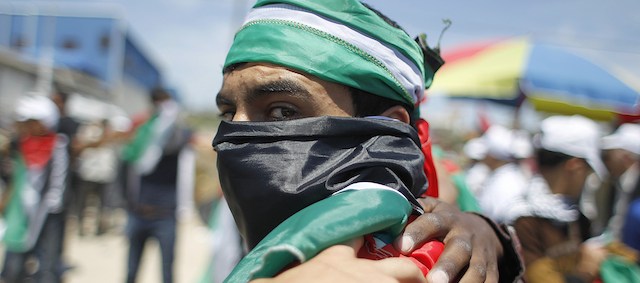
(416, 119), (439, 198)
(477, 105), (492, 133)
(440, 159), (460, 174)
(20, 134), (56, 169)
(278, 236), (444, 278)
(128, 112), (152, 134)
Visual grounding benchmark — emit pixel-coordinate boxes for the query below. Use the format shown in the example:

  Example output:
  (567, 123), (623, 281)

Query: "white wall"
(0, 64), (38, 127)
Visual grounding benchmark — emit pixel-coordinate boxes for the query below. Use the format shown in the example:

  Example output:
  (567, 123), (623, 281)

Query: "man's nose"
(232, 110), (251, 122)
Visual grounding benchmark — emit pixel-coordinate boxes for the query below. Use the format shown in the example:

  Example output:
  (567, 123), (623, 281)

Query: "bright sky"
(10, 0), (640, 119)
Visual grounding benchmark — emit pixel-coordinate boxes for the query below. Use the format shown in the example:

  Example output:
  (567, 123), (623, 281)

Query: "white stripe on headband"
(243, 3), (424, 103)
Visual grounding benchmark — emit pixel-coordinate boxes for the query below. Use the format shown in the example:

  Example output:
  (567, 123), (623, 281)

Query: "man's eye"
(269, 106), (297, 121)
(219, 111), (235, 121)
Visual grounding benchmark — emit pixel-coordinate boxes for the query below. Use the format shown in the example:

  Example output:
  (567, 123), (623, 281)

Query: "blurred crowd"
(1, 83), (640, 283)
(434, 116), (640, 282)
(2, 87), (640, 283)
(0, 86), (197, 283)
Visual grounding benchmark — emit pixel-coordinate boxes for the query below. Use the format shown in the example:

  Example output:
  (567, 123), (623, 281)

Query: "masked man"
(213, 1), (523, 282)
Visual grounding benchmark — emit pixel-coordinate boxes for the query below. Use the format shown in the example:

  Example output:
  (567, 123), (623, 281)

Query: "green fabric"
(224, 189), (412, 282)
(452, 173), (481, 212)
(206, 197), (223, 229)
(2, 155), (30, 252)
(430, 146), (480, 212)
(255, 0), (426, 78)
(197, 198), (223, 283)
(226, 23), (410, 107)
(225, 0), (433, 117)
(600, 256), (640, 283)
(198, 260), (214, 283)
(121, 114), (158, 163)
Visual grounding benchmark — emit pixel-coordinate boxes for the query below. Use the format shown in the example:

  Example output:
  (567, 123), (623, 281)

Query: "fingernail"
(399, 235), (414, 252)
(427, 270), (449, 283)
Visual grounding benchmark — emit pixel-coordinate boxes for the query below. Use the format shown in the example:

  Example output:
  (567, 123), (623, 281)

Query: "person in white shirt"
(474, 125), (530, 224)
(599, 124), (640, 243)
(462, 137), (490, 195)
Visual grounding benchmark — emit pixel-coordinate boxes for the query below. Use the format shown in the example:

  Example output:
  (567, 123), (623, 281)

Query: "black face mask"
(212, 116), (428, 249)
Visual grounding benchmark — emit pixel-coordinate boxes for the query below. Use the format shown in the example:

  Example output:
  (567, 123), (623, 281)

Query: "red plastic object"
(357, 234), (444, 277)
(405, 241), (445, 276)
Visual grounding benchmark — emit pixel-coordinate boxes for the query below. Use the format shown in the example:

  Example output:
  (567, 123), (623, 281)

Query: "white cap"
(482, 125), (515, 161)
(15, 94), (60, 131)
(512, 129), (533, 159)
(601, 123), (640, 155)
(463, 137), (487, 160)
(536, 115), (606, 179)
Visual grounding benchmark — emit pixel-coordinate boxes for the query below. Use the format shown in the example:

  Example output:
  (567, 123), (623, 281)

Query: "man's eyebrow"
(216, 78), (312, 106)
(247, 79), (311, 102)
(215, 93), (233, 106)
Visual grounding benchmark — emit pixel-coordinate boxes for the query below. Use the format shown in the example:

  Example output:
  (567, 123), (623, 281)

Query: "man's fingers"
(457, 252), (498, 283)
(332, 236), (364, 256)
(425, 269), (449, 283)
(373, 257), (427, 283)
(394, 208), (451, 253)
(417, 197), (440, 213)
(427, 236), (472, 283)
(395, 197), (504, 283)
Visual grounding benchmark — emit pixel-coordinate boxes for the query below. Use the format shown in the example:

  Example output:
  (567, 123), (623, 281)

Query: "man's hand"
(252, 237), (426, 283)
(576, 242), (607, 281)
(394, 197), (502, 283)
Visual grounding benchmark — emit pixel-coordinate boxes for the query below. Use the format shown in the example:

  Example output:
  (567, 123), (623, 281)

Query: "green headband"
(224, 0), (436, 117)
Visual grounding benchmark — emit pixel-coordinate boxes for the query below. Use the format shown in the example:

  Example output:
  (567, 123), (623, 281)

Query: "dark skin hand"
(396, 197), (502, 283)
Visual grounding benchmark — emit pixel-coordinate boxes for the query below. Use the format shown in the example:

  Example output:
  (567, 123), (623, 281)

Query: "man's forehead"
(218, 67), (322, 111)
(216, 62), (355, 118)
(221, 64), (302, 91)
(218, 63), (337, 99)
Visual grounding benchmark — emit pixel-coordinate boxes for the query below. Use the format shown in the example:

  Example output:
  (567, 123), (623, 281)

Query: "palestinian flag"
(3, 155), (31, 252)
(224, 187), (442, 282)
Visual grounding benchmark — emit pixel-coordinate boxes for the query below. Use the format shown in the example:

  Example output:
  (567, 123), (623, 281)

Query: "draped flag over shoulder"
(224, 188), (413, 282)
(121, 114), (158, 163)
(2, 134), (69, 252)
(2, 154), (30, 252)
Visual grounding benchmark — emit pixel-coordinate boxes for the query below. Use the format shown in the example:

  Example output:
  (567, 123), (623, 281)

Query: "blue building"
(0, 2), (167, 120)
